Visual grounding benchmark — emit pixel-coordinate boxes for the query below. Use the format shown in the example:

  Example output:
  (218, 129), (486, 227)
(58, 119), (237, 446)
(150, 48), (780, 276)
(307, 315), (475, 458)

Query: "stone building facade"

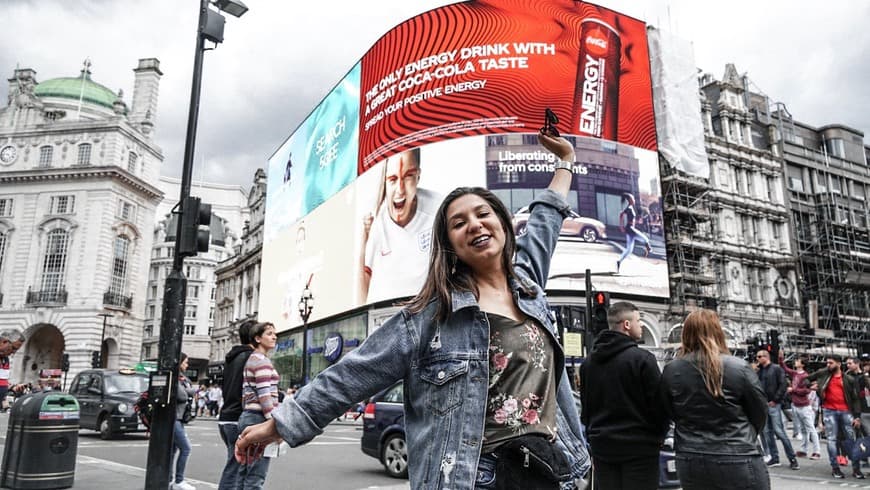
(209, 168), (266, 381)
(0, 59), (164, 383)
(142, 176), (248, 380)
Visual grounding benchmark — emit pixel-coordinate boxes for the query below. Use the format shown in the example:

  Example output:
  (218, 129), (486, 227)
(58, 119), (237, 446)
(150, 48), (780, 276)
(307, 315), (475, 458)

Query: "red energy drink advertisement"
(573, 18), (621, 140)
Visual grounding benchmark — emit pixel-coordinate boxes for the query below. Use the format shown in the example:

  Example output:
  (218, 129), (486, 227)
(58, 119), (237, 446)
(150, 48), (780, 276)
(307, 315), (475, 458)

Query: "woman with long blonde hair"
(660, 309), (770, 489)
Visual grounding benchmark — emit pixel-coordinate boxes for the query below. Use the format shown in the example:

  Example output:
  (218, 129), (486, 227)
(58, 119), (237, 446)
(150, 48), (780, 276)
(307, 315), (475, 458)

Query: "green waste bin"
(0, 392), (79, 489)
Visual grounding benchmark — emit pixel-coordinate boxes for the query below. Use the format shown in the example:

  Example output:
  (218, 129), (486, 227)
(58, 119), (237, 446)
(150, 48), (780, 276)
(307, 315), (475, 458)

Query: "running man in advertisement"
(616, 192), (651, 273)
(359, 148), (442, 304)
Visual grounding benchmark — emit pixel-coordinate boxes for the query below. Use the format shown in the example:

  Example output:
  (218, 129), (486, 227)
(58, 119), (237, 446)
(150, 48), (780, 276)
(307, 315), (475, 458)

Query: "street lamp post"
(298, 286), (314, 385)
(97, 312), (112, 368)
(144, 1), (247, 488)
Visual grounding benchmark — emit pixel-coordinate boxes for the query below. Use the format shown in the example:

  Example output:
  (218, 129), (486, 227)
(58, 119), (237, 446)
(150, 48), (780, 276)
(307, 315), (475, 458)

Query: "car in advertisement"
(68, 368), (149, 439)
(512, 206), (607, 243)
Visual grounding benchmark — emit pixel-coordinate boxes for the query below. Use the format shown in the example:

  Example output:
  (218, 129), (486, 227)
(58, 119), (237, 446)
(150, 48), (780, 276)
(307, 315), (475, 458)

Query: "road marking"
(77, 455), (219, 488)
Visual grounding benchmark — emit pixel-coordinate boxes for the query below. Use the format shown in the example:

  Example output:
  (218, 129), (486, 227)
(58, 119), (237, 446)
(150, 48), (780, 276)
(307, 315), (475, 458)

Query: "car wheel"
(580, 227), (599, 242)
(381, 433), (408, 479)
(98, 414), (114, 440)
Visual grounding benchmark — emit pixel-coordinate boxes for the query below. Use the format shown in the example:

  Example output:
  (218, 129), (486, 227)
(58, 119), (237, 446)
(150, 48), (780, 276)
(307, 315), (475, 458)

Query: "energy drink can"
(572, 18), (621, 140)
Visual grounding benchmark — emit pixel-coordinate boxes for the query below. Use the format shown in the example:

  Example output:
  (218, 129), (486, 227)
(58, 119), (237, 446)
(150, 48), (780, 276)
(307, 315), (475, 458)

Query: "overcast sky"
(2, 0), (868, 187)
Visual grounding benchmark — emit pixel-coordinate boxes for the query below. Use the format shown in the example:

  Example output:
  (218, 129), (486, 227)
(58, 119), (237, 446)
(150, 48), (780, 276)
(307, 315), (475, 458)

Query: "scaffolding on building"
(791, 192), (870, 344)
(661, 159), (720, 319)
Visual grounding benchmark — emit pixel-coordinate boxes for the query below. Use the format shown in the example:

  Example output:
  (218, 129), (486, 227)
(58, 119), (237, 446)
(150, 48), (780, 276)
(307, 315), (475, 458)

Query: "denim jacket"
(271, 189), (591, 489)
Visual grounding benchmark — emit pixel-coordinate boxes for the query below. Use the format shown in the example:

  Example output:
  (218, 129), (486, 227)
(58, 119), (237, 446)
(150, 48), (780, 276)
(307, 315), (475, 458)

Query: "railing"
(25, 288), (68, 306)
(103, 291), (133, 310)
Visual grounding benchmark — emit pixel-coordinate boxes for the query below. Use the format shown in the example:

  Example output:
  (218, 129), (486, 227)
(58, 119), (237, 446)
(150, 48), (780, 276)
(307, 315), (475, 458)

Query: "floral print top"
(482, 312), (557, 453)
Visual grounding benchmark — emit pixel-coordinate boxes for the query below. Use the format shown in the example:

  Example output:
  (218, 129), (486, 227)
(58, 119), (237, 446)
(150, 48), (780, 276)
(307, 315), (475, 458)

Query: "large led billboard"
(262, 0), (667, 327)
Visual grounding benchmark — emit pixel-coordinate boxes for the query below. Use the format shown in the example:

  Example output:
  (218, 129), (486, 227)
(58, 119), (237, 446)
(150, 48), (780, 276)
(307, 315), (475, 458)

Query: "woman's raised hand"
(537, 132), (575, 162)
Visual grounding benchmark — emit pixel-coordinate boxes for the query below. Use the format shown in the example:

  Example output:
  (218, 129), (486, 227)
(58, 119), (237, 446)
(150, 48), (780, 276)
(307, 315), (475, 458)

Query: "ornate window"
(40, 229), (69, 293)
(39, 146), (53, 167)
(77, 143), (92, 165)
(127, 152), (137, 173)
(109, 235), (130, 296)
(0, 198), (12, 217)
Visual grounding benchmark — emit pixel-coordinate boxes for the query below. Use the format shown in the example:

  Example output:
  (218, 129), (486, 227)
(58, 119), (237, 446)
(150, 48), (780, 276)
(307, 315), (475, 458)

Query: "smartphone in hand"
(541, 108), (560, 137)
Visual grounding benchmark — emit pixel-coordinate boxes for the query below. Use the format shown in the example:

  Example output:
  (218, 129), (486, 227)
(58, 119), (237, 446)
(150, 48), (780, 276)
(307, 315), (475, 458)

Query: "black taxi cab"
(67, 368), (149, 439)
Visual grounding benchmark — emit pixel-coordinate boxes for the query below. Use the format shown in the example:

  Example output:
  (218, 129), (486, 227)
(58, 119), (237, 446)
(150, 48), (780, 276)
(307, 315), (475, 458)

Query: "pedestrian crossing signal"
(590, 291), (610, 336)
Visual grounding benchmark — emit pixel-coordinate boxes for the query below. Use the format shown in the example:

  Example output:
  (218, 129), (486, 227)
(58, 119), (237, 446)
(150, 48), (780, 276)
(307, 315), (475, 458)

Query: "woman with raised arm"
(236, 131), (590, 489)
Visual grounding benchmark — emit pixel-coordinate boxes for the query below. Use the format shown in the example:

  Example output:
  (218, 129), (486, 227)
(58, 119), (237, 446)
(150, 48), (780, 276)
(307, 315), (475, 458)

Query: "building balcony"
(25, 287), (68, 307)
(103, 291), (133, 310)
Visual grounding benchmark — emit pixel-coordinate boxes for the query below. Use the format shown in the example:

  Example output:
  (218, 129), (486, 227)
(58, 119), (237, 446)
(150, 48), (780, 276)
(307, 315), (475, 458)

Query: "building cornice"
(0, 165), (164, 200)
(0, 118), (163, 159)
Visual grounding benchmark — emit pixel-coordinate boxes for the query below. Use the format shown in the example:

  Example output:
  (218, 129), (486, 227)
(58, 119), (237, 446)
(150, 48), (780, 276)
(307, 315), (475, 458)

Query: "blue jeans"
(474, 452), (498, 489)
(822, 408), (860, 470)
(763, 404), (795, 462)
(237, 411), (271, 489)
(172, 420), (192, 484)
(218, 422), (241, 489)
(617, 227), (650, 263)
(675, 453), (769, 490)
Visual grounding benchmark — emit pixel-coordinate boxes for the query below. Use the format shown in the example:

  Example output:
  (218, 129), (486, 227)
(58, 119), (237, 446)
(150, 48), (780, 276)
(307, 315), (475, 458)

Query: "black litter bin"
(1, 392), (80, 489)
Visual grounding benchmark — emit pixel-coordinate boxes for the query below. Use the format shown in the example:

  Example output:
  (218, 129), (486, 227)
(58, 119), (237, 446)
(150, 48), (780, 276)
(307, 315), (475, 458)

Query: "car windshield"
(104, 373), (148, 394)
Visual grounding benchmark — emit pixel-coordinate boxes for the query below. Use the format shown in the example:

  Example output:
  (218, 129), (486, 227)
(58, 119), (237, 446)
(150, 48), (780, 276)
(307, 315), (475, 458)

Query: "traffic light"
(61, 352), (70, 372)
(91, 350), (101, 369)
(178, 196), (212, 257)
(590, 291), (610, 336)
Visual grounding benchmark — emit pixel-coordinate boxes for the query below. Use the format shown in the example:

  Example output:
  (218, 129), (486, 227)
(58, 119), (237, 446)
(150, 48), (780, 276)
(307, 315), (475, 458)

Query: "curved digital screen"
(262, 0), (667, 327)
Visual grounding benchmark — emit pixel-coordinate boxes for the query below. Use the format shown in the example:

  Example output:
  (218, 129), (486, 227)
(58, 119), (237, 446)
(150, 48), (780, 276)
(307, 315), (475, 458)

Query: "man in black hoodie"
(217, 319), (255, 489)
(580, 301), (667, 490)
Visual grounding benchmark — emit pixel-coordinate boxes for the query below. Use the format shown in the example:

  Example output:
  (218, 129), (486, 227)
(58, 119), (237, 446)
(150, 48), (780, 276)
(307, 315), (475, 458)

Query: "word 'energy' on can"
(572, 18), (620, 140)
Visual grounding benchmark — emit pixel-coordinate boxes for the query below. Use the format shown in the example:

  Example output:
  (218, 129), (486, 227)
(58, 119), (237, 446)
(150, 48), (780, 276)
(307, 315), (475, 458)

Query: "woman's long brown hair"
(406, 187), (530, 323)
(680, 309), (730, 398)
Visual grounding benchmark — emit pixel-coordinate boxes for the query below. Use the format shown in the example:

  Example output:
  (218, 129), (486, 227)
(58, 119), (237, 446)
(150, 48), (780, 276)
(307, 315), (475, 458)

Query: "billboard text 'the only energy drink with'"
(572, 18), (620, 140)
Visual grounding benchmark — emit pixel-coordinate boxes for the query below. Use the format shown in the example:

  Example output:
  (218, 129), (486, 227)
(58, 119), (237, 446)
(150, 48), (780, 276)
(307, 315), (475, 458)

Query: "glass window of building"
(117, 200), (136, 221)
(39, 146), (53, 167)
(77, 143), (92, 165)
(830, 176), (842, 194)
(109, 235), (130, 296)
(127, 152), (137, 173)
(814, 171), (827, 193)
(851, 181), (865, 200)
(825, 138), (845, 159)
(184, 325), (196, 335)
(0, 198), (12, 217)
(49, 195), (75, 214)
(786, 165), (804, 192)
(40, 229), (69, 293)
(185, 305), (197, 318)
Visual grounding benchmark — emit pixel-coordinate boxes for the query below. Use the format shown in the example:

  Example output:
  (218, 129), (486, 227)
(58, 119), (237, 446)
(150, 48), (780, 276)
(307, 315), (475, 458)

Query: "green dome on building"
(34, 72), (118, 109)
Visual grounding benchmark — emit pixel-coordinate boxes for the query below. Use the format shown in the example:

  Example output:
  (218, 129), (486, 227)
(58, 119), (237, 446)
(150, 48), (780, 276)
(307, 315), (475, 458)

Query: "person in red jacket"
(808, 355), (865, 479)
(780, 353), (821, 459)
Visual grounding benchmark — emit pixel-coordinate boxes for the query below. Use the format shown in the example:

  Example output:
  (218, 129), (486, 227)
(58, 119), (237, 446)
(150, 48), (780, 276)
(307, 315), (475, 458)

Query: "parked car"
(68, 368), (149, 439)
(362, 382), (681, 488)
(512, 206), (606, 242)
(360, 382), (407, 479)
